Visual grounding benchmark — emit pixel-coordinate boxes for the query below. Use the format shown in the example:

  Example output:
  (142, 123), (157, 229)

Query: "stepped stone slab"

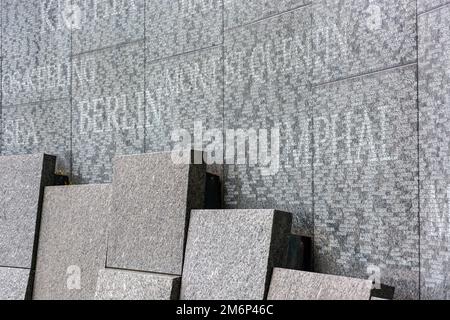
(0, 153), (56, 269)
(107, 151), (206, 275)
(0, 267), (31, 300)
(180, 209), (292, 300)
(33, 185), (111, 300)
(94, 269), (181, 300)
(267, 269), (373, 300)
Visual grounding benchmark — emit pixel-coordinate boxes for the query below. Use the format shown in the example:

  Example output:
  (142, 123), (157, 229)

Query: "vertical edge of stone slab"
(107, 151), (206, 275)
(180, 209), (292, 300)
(0, 267), (33, 300)
(94, 269), (181, 300)
(267, 269), (373, 300)
(265, 211), (293, 299)
(33, 184), (111, 300)
(285, 235), (313, 272)
(0, 153), (56, 270)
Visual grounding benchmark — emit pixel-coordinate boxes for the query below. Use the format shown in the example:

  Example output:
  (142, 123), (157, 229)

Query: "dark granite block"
(33, 185), (111, 300)
(313, 65), (419, 300)
(107, 151), (206, 275)
(418, 4), (450, 300)
(180, 209), (292, 300)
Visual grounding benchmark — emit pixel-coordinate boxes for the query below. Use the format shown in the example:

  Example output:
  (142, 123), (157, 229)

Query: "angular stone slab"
(0, 153), (56, 269)
(0, 267), (32, 300)
(33, 185), (111, 300)
(94, 269), (181, 300)
(267, 269), (373, 300)
(180, 209), (292, 300)
(418, 4), (450, 300)
(107, 151), (206, 275)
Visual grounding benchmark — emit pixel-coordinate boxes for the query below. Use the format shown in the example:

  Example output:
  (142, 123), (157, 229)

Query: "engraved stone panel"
(145, 46), (223, 155)
(418, 4), (450, 300)
(418, 0), (450, 14)
(313, 65), (419, 300)
(0, 267), (32, 300)
(107, 152), (206, 275)
(145, 0), (223, 61)
(72, 0), (145, 54)
(267, 268), (373, 300)
(72, 41), (145, 184)
(180, 209), (292, 300)
(224, 8), (313, 235)
(2, 0), (71, 106)
(94, 269), (181, 300)
(33, 185), (111, 300)
(0, 153), (56, 269)
(312, 0), (416, 84)
(1, 100), (71, 174)
(224, 0), (310, 29)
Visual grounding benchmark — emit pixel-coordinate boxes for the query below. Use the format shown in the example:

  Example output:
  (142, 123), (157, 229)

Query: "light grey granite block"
(145, 0), (223, 61)
(33, 185), (111, 300)
(224, 6), (313, 236)
(94, 269), (181, 300)
(180, 209), (292, 300)
(224, 0), (310, 29)
(267, 269), (372, 300)
(313, 65), (419, 300)
(0, 267), (32, 300)
(107, 151), (206, 275)
(0, 153), (56, 269)
(419, 4), (450, 300)
(312, 0), (416, 84)
(418, 0), (450, 14)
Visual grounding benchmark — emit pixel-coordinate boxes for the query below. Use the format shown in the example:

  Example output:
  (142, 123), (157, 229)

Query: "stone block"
(0, 267), (32, 300)
(267, 269), (372, 300)
(33, 185), (111, 300)
(418, 4), (450, 300)
(107, 151), (206, 275)
(180, 209), (292, 300)
(94, 269), (180, 300)
(0, 153), (56, 269)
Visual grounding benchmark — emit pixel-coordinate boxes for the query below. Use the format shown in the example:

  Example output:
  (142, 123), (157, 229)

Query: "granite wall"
(0, 0), (449, 300)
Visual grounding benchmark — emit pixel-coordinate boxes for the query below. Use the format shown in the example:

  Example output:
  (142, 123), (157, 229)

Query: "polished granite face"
(418, 0), (450, 13)
(94, 269), (181, 300)
(268, 268), (373, 300)
(312, 0), (416, 84)
(180, 209), (292, 300)
(0, 154), (56, 269)
(223, 6), (313, 236)
(33, 185), (111, 300)
(0, 267), (31, 300)
(418, 4), (450, 300)
(313, 65), (419, 300)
